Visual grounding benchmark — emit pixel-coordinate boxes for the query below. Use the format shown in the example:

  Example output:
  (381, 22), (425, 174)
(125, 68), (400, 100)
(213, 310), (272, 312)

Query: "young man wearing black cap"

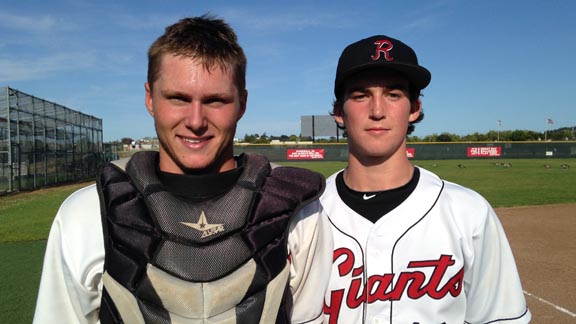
(321, 35), (531, 323)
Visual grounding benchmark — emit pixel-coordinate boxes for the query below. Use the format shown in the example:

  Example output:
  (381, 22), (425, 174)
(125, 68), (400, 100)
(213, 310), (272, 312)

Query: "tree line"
(407, 126), (575, 142)
(115, 126), (575, 145)
(242, 127), (575, 143)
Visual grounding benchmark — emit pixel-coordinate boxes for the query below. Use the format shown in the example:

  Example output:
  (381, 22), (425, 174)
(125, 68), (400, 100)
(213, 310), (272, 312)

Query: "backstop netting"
(0, 86), (104, 194)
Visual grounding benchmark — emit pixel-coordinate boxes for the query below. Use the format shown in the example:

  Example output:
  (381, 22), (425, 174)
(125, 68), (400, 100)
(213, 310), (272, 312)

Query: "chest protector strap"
(96, 151), (324, 324)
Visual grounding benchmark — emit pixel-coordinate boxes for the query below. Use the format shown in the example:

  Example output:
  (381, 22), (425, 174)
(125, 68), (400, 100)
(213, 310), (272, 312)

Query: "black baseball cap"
(334, 35), (431, 98)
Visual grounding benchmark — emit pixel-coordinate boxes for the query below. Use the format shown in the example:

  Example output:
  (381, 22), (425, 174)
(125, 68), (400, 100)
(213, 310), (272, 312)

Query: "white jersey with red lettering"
(321, 167), (531, 324)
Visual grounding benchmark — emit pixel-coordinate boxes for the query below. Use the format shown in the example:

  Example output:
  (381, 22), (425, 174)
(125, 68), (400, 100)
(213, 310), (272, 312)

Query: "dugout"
(234, 142), (576, 162)
(0, 87), (104, 194)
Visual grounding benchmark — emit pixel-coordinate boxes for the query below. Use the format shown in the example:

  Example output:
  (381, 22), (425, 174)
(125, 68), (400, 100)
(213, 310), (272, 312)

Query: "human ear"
(333, 101), (345, 125)
(237, 89), (248, 121)
(144, 83), (154, 117)
(408, 99), (422, 122)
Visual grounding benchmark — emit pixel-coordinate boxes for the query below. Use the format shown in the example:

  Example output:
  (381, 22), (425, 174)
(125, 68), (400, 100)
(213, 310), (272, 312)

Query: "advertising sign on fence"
(406, 148), (415, 159)
(287, 149), (325, 160)
(467, 146), (502, 157)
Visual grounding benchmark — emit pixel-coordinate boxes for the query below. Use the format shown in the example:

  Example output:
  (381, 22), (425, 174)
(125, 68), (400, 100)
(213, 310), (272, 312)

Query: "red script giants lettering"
(324, 249), (464, 322)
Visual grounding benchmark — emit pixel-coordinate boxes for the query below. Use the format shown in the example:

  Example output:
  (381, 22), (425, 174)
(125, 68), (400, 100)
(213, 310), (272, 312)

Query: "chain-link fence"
(0, 87), (105, 194)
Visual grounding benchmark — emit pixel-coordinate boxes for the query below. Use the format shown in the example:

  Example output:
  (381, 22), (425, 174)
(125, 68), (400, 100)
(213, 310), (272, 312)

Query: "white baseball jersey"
(321, 167), (531, 324)
(33, 184), (332, 324)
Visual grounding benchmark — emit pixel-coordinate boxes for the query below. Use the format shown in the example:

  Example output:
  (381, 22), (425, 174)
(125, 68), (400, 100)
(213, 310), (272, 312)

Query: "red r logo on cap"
(371, 40), (394, 61)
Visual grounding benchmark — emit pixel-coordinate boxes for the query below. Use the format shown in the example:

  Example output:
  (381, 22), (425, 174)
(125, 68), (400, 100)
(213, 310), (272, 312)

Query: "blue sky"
(1, 0), (574, 142)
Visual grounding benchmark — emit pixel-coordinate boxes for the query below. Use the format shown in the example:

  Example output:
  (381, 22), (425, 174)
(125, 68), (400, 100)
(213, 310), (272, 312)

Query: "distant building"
(124, 137), (160, 151)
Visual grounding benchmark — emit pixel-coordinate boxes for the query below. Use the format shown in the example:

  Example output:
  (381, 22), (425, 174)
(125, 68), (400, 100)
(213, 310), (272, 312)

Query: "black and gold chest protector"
(96, 152), (324, 324)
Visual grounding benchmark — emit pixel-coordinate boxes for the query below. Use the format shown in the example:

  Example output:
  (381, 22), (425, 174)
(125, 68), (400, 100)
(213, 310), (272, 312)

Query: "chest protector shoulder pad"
(96, 151), (324, 324)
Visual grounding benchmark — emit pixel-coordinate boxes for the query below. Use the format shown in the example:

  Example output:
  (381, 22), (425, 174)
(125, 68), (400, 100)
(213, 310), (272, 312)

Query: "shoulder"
(320, 169), (342, 201)
(289, 199), (331, 250)
(419, 167), (490, 207)
(60, 184), (99, 211)
(419, 167), (494, 227)
(49, 183), (104, 279)
(293, 199), (322, 221)
(268, 165), (326, 201)
(442, 181), (491, 214)
(58, 184), (99, 214)
(55, 184), (102, 235)
(325, 170), (342, 184)
(271, 164), (324, 182)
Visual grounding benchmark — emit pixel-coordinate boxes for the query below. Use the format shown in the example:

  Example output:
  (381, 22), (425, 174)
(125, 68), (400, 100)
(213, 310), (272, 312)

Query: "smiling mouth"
(181, 136), (211, 144)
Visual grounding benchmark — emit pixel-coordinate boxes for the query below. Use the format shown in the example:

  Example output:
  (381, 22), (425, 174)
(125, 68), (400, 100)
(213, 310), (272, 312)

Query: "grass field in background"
(281, 158), (576, 207)
(0, 182), (93, 324)
(0, 181), (94, 243)
(0, 241), (47, 324)
(0, 158), (574, 323)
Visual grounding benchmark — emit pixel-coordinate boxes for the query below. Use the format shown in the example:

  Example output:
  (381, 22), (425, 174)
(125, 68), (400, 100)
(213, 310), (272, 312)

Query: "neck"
(344, 153), (414, 192)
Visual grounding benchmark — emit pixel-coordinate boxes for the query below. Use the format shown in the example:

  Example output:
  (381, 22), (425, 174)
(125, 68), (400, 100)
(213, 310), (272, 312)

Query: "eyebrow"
(160, 89), (189, 98)
(160, 89), (233, 100)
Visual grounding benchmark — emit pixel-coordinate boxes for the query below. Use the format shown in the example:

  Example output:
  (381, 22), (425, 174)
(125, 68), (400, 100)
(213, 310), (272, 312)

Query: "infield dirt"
(497, 203), (576, 323)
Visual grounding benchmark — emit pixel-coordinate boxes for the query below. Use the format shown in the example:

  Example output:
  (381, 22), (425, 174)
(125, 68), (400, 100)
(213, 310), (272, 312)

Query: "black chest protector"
(96, 152), (324, 324)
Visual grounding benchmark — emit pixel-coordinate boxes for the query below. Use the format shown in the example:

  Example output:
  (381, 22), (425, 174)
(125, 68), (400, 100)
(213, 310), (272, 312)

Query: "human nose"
(369, 96), (386, 119)
(184, 102), (208, 132)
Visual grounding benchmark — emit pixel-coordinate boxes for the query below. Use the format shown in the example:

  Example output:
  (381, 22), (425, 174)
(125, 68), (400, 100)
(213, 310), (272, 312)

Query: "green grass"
(1, 158), (575, 323)
(0, 181), (93, 324)
(0, 241), (47, 324)
(280, 161), (346, 178)
(416, 159), (576, 207)
(281, 158), (576, 207)
(0, 181), (94, 243)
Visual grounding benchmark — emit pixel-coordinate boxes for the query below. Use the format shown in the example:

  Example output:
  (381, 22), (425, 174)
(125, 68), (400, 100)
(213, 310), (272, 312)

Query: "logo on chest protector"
(180, 211), (225, 238)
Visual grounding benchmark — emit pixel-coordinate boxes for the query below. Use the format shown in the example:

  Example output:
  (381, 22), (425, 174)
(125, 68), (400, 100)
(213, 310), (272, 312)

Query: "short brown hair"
(147, 14), (247, 92)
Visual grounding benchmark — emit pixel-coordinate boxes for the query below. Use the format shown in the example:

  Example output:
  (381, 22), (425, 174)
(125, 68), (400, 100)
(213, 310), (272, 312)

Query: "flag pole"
(545, 118), (554, 141)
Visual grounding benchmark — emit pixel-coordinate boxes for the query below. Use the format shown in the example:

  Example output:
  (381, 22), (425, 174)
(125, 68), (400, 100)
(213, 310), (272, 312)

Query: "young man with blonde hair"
(34, 15), (331, 324)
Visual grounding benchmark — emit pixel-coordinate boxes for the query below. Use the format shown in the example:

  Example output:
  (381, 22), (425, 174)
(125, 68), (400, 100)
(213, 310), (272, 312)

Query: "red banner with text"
(406, 148), (415, 159)
(467, 146), (502, 157)
(287, 149), (325, 160)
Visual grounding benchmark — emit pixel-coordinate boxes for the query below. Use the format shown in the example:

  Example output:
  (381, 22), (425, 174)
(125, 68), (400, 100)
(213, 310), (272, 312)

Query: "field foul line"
(524, 290), (576, 317)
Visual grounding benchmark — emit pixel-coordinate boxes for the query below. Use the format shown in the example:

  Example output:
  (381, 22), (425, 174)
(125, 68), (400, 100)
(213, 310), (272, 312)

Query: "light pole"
(497, 120), (501, 142)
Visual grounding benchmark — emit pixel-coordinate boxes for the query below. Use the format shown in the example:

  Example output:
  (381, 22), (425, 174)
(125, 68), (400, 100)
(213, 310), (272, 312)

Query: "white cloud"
(109, 13), (176, 31)
(0, 12), (66, 33)
(0, 52), (95, 81)
(220, 7), (343, 32)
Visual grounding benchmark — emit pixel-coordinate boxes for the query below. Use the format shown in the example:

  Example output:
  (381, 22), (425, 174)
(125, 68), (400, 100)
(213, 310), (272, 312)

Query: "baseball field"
(1, 158), (574, 323)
